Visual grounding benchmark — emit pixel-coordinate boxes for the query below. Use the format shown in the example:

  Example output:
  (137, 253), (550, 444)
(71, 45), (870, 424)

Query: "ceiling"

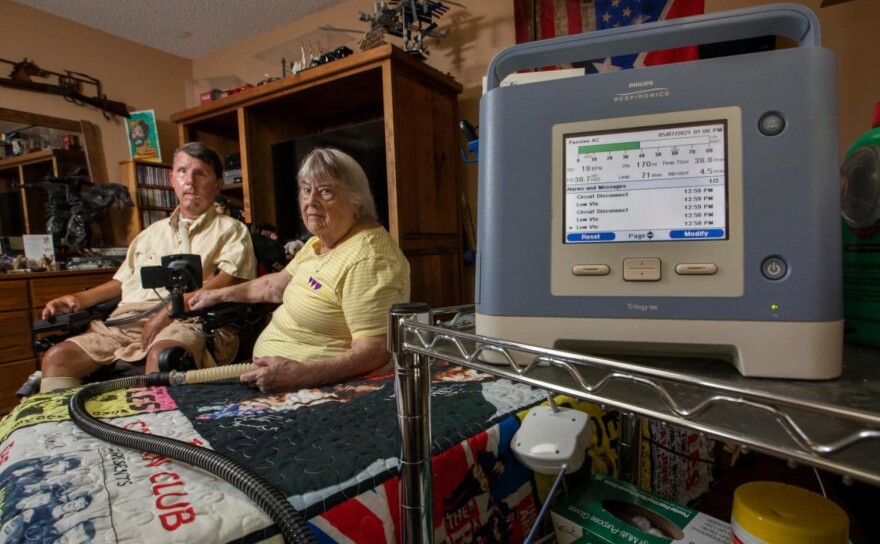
(9, 0), (351, 59)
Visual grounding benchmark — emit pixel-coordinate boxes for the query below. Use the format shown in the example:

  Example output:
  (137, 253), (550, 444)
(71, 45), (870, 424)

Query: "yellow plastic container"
(731, 482), (849, 544)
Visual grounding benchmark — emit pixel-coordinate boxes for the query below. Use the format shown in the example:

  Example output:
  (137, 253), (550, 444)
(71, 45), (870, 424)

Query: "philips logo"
(308, 276), (323, 290)
(614, 81), (670, 102)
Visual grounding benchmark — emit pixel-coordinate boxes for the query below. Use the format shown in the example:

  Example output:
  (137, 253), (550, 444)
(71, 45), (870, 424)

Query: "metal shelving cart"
(389, 304), (880, 543)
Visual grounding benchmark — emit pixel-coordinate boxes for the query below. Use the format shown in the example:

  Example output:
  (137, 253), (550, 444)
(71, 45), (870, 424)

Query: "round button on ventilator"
(758, 112), (785, 136)
(761, 257), (787, 280)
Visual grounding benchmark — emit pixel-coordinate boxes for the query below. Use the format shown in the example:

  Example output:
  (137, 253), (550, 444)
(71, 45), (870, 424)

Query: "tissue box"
(551, 473), (730, 544)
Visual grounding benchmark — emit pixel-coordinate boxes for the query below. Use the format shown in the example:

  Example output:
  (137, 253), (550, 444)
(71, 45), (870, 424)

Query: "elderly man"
(39, 142), (256, 392)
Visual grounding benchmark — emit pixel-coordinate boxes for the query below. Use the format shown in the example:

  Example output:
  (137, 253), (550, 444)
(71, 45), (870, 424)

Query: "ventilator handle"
(485, 2), (819, 92)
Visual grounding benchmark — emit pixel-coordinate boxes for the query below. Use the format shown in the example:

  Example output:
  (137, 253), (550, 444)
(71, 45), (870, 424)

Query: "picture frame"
(22, 233), (55, 270)
(125, 110), (162, 162)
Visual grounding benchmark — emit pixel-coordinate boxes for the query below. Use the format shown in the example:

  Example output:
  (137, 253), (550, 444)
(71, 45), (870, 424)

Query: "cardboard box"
(552, 473), (730, 544)
(185, 76), (244, 108)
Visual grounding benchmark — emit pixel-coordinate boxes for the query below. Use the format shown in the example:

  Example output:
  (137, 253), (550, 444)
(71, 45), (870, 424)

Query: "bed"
(0, 353), (723, 544)
(0, 362), (551, 543)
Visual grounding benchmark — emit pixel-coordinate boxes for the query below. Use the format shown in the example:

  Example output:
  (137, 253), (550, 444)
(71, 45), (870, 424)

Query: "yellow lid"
(732, 481), (849, 544)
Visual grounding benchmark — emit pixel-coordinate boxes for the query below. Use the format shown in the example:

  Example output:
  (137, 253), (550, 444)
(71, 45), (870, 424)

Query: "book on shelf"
(136, 163), (171, 186)
(137, 187), (176, 208)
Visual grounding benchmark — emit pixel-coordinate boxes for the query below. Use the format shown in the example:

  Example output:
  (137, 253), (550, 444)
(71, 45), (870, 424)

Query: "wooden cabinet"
(0, 148), (128, 247)
(119, 159), (175, 238)
(0, 149), (88, 237)
(170, 44), (464, 308)
(0, 269), (115, 415)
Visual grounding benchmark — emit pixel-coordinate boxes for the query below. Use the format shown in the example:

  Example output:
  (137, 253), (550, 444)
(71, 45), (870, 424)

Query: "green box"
(551, 473), (730, 544)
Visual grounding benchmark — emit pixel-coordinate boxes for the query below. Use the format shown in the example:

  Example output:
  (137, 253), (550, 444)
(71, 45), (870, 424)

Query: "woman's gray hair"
(298, 147), (378, 222)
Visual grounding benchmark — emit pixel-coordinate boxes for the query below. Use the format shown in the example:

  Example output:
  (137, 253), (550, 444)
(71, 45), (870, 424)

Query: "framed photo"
(125, 110), (162, 162)
(23, 234), (55, 270)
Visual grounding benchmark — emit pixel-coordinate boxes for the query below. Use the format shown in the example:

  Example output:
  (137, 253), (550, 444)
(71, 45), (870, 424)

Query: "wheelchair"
(19, 254), (276, 397)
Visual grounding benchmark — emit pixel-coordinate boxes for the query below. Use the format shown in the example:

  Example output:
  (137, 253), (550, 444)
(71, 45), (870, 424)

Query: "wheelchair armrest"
(195, 302), (277, 334)
(33, 311), (94, 334)
(94, 295), (121, 317)
(32, 295), (122, 334)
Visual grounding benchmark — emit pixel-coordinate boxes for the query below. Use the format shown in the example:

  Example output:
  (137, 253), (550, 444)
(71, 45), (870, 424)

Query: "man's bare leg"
(39, 341), (103, 392)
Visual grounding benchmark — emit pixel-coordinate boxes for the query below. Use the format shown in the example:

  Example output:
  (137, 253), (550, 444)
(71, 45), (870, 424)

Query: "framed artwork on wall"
(125, 110), (161, 162)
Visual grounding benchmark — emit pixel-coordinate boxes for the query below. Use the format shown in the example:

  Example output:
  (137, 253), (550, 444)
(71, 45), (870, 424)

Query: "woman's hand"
(189, 288), (222, 311)
(241, 356), (305, 392)
(42, 294), (81, 319)
(242, 336), (391, 393)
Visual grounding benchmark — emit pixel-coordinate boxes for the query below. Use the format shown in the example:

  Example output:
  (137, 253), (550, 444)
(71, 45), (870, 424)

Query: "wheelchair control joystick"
(141, 254), (202, 319)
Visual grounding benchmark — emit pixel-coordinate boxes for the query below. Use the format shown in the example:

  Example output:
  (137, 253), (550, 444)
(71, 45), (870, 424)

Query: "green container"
(841, 101), (880, 346)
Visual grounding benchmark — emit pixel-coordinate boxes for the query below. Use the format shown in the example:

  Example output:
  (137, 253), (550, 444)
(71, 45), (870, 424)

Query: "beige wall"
(0, 0), (191, 176)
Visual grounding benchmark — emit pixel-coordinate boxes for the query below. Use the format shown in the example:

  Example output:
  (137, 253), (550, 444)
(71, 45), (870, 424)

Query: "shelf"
(0, 148), (90, 238)
(119, 160), (174, 238)
(0, 148), (86, 168)
(397, 306), (880, 487)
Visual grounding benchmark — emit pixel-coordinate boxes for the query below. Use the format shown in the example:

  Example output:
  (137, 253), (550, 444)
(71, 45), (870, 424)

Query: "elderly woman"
(190, 148), (410, 392)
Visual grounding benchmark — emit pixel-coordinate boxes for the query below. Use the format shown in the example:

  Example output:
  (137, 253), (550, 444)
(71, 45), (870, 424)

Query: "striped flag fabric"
(514, 0), (705, 72)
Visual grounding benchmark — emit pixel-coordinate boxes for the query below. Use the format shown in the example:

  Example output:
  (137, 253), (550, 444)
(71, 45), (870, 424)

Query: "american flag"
(514, 0), (705, 72)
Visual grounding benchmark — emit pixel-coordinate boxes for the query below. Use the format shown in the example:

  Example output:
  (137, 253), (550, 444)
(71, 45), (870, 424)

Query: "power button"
(761, 257), (787, 280)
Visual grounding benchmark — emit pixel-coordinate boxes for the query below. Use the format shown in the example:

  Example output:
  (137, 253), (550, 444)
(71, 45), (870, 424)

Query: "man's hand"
(40, 279), (122, 321)
(141, 309), (172, 348)
(42, 294), (81, 320)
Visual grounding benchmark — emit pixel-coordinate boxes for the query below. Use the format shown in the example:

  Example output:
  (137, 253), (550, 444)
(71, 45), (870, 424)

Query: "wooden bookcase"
(170, 44), (465, 307)
(118, 159), (174, 239)
(0, 149), (89, 237)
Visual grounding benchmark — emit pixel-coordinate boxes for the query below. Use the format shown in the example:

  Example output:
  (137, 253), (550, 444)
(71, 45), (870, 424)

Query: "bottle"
(840, 101), (880, 347)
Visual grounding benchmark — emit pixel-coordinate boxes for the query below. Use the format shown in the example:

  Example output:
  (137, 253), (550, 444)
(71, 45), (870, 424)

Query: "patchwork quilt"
(0, 362), (547, 543)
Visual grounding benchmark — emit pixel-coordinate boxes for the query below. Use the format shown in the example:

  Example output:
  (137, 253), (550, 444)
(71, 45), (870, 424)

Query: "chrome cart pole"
(390, 303), (433, 544)
(618, 412), (643, 486)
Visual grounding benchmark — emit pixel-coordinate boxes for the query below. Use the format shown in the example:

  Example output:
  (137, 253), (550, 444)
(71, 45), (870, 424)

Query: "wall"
(0, 0), (191, 180)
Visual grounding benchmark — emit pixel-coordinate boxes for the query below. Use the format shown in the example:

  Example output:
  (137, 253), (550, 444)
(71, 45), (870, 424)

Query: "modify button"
(675, 263), (718, 275)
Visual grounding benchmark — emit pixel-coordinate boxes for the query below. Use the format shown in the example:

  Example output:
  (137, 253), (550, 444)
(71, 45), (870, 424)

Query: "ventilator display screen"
(563, 120), (728, 244)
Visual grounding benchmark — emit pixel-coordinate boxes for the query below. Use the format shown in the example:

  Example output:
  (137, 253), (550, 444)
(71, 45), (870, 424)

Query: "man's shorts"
(65, 302), (238, 368)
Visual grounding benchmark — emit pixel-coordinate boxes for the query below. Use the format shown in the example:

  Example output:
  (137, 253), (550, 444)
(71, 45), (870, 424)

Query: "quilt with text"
(0, 362), (546, 543)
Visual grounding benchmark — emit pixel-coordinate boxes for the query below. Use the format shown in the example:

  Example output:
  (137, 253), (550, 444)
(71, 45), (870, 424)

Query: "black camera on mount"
(140, 254), (202, 319)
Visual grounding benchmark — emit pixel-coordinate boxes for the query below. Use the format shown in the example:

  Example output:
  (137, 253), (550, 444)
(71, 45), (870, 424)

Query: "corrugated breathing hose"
(68, 364), (318, 544)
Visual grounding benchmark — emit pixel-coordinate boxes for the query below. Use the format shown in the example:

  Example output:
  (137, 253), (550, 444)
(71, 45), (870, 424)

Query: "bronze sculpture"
(15, 169), (133, 254)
